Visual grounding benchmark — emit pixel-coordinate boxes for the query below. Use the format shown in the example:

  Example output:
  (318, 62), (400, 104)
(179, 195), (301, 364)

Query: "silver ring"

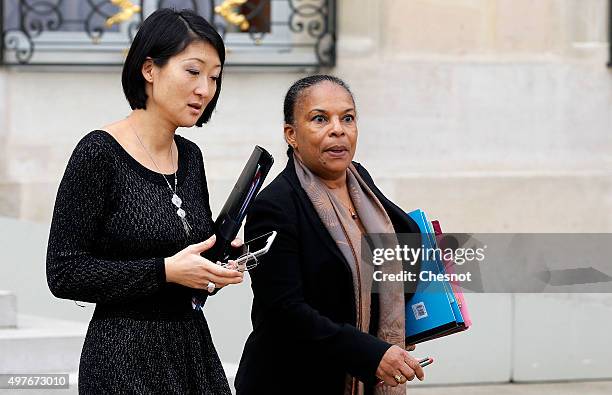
(207, 281), (216, 293)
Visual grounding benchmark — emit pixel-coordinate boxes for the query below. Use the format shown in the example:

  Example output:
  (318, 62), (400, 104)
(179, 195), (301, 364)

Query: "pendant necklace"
(131, 124), (192, 237)
(341, 201), (359, 220)
(328, 187), (359, 220)
(346, 204), (358, 220)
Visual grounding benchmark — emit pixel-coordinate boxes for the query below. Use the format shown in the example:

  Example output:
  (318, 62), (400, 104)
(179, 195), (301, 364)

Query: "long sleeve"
(195, 144), (213, 222)
(46, 135), (166, 304)
(245, 196), (391, 383)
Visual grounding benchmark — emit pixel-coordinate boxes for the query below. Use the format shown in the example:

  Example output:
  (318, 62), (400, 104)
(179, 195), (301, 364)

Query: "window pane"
(3, 0), (123, 34)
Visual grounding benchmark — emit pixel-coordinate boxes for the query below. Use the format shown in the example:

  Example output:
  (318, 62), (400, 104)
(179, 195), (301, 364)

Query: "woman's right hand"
(164, 235), (244, 290)
(376, 345), (425, 386)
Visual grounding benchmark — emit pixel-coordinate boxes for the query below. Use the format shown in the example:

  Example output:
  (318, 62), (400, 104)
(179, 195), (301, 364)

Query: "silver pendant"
(171, 192), (190, 236)
(181, 216), (192, 236)
(172, 193), (182, 208)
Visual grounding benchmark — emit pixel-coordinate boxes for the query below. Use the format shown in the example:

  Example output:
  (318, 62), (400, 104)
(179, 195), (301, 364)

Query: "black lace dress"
(46, 130), (231, 394)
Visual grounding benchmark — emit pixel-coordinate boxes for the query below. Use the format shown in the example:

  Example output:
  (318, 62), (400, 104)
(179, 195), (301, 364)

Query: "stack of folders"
(405, 209), (472, 345)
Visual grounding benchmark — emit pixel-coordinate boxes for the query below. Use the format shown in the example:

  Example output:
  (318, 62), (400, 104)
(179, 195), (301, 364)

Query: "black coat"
(235, 157), (420, 395)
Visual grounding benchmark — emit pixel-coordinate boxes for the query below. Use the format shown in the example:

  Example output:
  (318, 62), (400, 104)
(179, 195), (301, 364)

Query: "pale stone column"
(0, 69), (22, 219)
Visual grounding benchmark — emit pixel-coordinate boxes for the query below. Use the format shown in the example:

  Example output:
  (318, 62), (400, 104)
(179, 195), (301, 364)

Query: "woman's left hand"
(376, 345), (424, 386)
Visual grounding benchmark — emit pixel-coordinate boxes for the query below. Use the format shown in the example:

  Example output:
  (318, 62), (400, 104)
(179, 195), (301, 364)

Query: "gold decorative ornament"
(106, 0), (141, 28)
(215, 0), (250, 31)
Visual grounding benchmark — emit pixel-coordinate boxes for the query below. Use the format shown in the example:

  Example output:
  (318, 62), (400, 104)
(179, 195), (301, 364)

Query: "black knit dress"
(46, 130), (231, 394)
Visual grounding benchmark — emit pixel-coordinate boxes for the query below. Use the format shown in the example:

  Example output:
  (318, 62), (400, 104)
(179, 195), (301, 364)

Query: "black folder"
(194, 146), (274, 305)
(206, 145), (274, 262)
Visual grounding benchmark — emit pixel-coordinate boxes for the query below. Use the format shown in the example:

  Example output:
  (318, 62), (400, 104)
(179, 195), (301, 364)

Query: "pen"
(419, 357), (433, 367)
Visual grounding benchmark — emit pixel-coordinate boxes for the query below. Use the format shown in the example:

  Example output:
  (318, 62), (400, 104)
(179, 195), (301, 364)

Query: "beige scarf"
(294, 155), (406, 395)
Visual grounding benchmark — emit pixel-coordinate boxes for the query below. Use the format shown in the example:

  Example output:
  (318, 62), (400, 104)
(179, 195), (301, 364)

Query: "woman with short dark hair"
(235, 75), (425, 395)
(46, 8), (242, 393)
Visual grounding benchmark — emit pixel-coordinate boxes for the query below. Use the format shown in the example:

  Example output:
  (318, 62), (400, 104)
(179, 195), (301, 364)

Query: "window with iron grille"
(1, 0), (336, 67)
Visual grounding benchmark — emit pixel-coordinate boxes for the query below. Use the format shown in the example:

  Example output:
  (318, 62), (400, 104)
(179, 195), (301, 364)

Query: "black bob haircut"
(283, 74), (355, 156)
(122, 8), (225, 127)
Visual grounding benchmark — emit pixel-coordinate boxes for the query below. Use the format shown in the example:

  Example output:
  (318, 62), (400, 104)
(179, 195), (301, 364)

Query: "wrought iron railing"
(1, 0), (336, 67)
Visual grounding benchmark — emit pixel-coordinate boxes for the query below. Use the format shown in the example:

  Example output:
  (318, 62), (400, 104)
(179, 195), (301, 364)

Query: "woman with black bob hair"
(121, 8), (223, 126)
(46, 8), (242, 394)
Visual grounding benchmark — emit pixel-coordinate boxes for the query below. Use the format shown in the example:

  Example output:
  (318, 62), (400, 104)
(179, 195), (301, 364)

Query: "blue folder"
(405, 209), (466, 344)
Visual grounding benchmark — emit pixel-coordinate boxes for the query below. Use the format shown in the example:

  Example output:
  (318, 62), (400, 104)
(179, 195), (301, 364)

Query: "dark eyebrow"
(183, 58), (222, 68)
(308, 108), (355, 115)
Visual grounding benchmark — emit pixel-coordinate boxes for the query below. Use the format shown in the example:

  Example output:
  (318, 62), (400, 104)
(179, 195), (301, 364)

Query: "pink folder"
(431, 220), (472, 328)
